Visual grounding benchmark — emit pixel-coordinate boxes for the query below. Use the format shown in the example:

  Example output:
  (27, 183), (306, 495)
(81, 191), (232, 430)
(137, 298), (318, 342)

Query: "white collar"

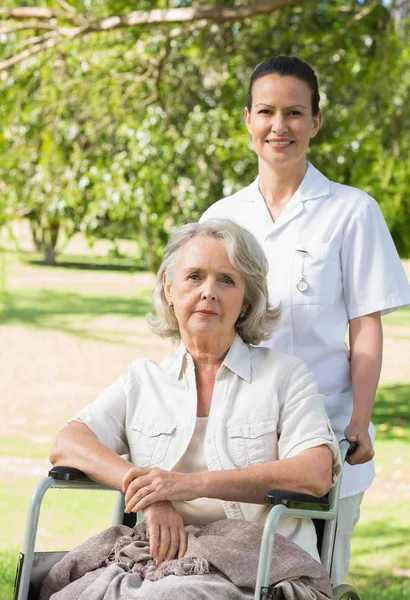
(165, 333), (252, 383)
(243, 163), (330, 204)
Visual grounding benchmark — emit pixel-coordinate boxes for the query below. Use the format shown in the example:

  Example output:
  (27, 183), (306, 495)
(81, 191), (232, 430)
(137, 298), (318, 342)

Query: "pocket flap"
(133, 422), (176, 437)
(303, 242), (339, 260)
(228, 420), (277, 439)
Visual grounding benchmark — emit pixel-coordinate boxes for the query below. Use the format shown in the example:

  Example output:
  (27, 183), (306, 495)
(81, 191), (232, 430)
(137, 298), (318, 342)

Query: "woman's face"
(244, 74), (322, 171)
(163, 236), (247, 344)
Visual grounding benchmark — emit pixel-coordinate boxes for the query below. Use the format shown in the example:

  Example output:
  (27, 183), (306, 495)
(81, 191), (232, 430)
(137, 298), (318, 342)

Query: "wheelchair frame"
(14, 439), (361, 600)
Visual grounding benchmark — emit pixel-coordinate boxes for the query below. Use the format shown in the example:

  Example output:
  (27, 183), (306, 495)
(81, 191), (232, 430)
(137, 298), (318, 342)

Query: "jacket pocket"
(129, 422), (177, 467)
(227, 420), (278, 468)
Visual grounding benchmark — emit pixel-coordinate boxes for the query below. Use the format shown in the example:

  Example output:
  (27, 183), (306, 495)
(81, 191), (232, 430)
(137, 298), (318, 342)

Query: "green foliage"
(1, 1), (409, 267)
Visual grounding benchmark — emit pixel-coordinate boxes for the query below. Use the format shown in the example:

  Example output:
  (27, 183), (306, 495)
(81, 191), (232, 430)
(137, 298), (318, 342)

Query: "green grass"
(373, 383), (410, 443)
(350, 501), (410, 599)
(346, 382), (410, 598)
(0, 479), (117, 553)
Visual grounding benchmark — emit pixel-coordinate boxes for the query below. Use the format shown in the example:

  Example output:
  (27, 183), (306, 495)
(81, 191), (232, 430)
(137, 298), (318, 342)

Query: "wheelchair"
(14, 439), (361, 600)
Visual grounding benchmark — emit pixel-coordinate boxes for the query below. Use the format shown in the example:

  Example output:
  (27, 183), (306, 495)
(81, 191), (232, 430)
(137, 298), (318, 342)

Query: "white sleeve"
(341, 196), (410, 319)
(278, 359), (342, 484)
(68, 369), (135, 455)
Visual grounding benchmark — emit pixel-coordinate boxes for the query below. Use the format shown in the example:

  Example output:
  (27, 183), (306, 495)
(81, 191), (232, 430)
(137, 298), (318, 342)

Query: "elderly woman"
(49, 218), (340, 597)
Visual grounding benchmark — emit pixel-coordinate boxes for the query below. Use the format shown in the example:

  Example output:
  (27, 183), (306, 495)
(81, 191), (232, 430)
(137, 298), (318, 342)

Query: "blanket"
(39, 519), (333, 600)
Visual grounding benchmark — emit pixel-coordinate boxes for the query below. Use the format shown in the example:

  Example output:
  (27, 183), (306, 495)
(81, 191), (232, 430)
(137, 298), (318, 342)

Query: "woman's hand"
(143, 501), (187, 566)
(344, 421), (375, 465)
(122, 467), (201, 513)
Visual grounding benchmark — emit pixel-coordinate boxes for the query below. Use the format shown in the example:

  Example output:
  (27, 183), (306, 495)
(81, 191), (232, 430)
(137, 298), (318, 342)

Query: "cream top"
(171, 417), (226, 525)
(70, 334), (341, 559)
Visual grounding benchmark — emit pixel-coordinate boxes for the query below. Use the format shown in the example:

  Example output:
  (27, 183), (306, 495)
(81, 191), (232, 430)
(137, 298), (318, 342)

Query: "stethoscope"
(296, 248), (309, 292)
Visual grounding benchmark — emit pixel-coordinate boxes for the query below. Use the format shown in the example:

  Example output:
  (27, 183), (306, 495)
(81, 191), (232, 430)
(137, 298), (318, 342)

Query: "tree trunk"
(394, 0), (408, 23)
(29, 219), (60, 265)
(44, 244), (56, 266)
(30, 220), (45, 252)
(43, 222), (60, 266)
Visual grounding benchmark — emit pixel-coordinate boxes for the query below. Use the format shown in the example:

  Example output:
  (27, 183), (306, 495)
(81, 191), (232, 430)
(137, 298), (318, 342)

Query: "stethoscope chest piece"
(296, 279), (308, 292)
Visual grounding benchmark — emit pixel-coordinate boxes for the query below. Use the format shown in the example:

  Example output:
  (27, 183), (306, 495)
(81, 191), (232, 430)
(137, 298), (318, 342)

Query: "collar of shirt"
(243, 162), (331, 204)
(163, 333), (252, 383)
(245, 162), (332, 232)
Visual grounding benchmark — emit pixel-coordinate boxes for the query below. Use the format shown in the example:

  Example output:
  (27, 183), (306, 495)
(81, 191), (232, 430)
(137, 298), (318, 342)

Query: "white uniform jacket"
(70, 334), (341, 559)
(201, 163), (410, 498)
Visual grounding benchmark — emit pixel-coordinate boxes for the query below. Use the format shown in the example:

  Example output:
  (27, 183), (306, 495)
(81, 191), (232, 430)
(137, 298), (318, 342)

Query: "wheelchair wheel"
(333, 584), (362, 600)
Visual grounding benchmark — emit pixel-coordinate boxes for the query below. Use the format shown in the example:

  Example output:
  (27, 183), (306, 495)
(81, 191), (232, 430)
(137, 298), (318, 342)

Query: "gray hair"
(148, 218), (280, 345)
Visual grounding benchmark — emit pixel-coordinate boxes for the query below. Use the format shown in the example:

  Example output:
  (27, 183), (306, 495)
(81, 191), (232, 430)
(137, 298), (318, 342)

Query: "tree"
(1, 1), (409, 267)
(0, 1), (305, 74)
(0, 0), (307, 265)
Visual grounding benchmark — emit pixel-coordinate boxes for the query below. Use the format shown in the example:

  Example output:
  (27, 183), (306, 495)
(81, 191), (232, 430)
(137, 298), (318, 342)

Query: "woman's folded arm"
(123, 444), (334, 513)
(50, 421), (138, 492)
(197, 445), (333, 502)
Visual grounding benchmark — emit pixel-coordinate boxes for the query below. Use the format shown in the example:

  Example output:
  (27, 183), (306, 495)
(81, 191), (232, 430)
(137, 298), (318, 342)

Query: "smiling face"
(244, 74), (322, 172)
(163, 235), (247, 346)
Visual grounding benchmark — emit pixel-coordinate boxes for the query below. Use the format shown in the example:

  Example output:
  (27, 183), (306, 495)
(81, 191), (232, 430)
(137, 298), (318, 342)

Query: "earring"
(169, 302), (174, 309)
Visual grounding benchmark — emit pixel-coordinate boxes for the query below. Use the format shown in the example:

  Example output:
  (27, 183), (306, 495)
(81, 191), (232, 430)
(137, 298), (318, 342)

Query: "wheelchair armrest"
(265, 489), (330, 511)
(49, 466), (92, 482)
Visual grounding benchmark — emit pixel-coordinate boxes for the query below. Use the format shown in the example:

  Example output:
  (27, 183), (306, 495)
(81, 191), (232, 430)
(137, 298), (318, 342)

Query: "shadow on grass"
(0, 288), (152, 344)
(373, 384), (410, 441)
(353, 518), (410, 559)
(350, 518), (410, 599)
(27, 257), (147, 273)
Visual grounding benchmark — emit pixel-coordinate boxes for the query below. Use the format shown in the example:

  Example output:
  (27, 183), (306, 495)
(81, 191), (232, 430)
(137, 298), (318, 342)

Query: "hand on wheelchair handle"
(344, 422), (375, 465)
(346, 441), (357, 457)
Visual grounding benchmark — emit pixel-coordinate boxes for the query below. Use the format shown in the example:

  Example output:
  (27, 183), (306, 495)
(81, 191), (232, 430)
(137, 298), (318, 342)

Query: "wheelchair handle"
(346, 441), (357, 457)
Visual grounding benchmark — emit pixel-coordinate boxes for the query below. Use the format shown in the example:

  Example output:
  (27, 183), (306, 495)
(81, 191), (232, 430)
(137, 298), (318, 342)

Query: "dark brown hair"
(247, 56), (320, 116)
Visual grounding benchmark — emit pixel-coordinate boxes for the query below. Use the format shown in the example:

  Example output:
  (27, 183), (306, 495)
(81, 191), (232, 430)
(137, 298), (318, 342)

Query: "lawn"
(1, 251), (409, 599)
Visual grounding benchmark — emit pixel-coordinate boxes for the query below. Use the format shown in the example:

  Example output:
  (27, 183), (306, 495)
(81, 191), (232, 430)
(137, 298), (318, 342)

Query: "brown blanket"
(40, 519), (333, 600)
